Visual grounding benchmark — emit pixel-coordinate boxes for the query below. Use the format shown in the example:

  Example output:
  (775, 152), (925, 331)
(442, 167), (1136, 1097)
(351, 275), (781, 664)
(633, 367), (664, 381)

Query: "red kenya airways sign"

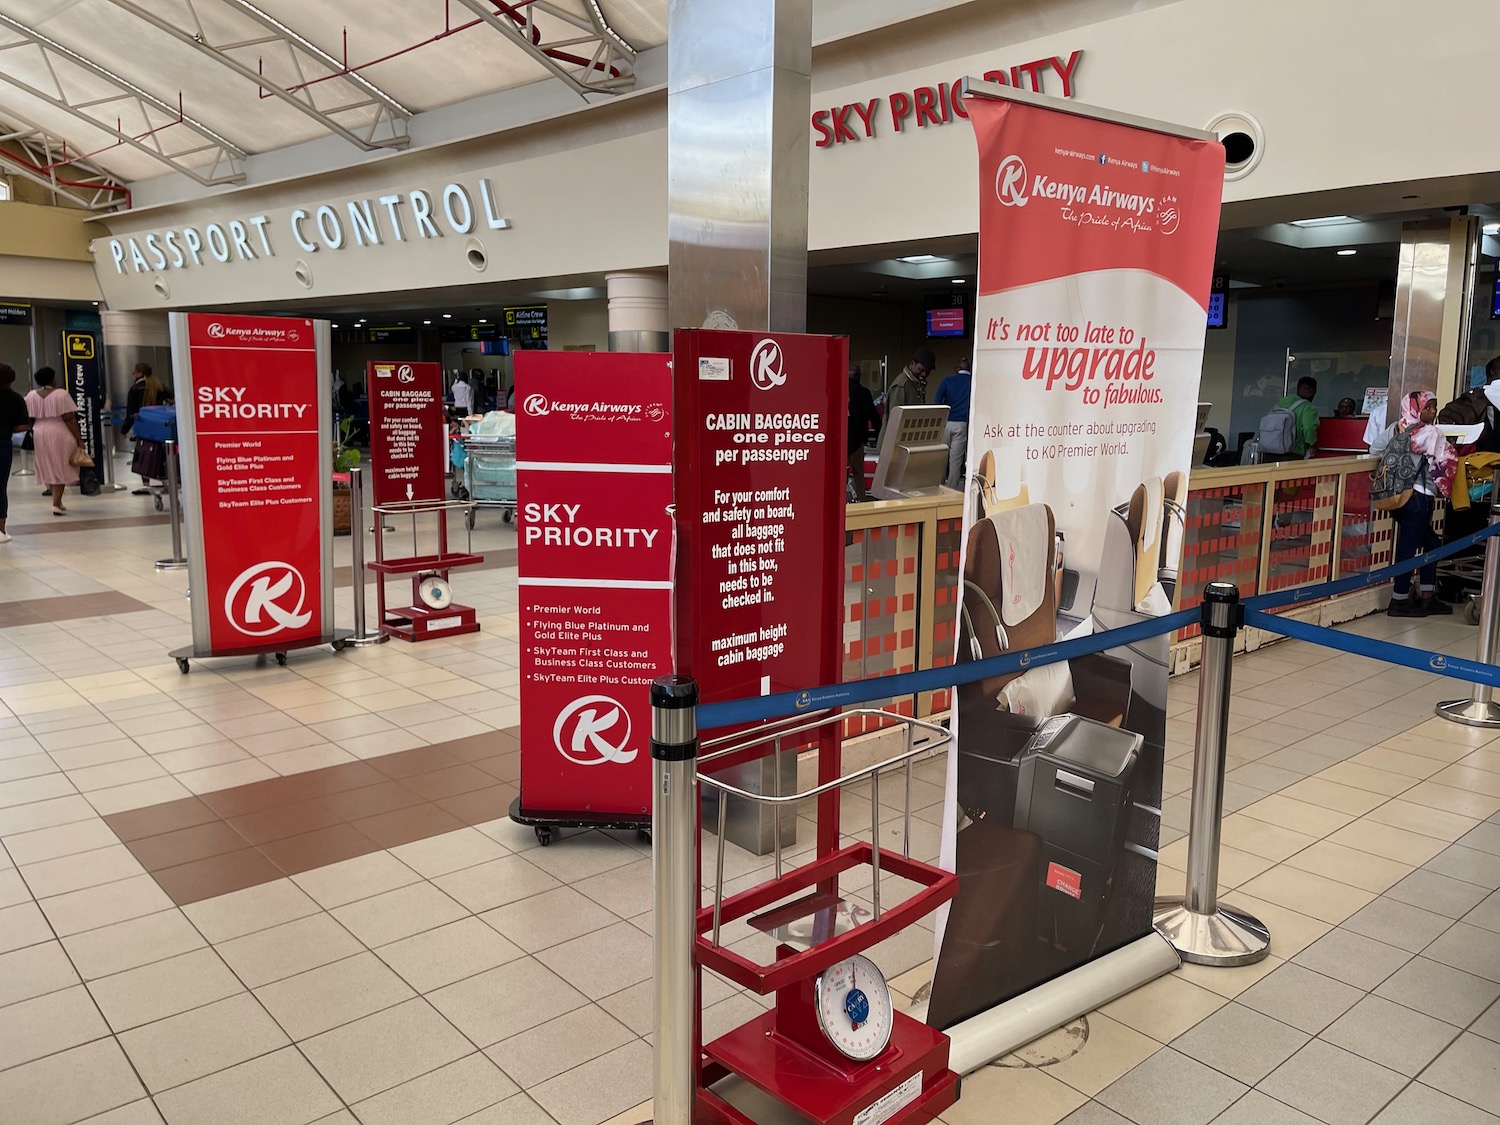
(813, 51), (1082, 148)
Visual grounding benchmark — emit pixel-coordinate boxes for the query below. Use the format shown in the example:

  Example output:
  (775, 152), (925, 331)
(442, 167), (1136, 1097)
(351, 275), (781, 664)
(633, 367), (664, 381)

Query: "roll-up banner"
(170, 313), (334, 657)
(928, 85), (1224, 1029)
(513, 352), (674, 822)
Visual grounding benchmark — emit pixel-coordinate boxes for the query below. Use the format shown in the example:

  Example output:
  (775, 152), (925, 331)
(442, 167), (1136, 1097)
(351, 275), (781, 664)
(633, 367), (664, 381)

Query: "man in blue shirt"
(933, 357), (972, 489)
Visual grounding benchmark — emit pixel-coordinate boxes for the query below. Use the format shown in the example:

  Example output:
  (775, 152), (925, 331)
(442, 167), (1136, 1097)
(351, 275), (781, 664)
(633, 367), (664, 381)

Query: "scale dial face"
(814, 954), (893, 1061)
(418, 574), (453, 610)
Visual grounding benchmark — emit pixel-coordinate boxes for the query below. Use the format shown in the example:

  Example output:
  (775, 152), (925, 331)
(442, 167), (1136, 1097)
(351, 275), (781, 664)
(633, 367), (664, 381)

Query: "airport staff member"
(934, 357), (973, 489)
(888, 347), (936, 409)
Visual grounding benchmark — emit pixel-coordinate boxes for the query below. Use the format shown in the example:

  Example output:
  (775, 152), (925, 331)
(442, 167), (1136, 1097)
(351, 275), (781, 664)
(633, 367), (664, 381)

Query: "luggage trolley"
(691, 710), (962, 1125)
(461, 433), (517, 527)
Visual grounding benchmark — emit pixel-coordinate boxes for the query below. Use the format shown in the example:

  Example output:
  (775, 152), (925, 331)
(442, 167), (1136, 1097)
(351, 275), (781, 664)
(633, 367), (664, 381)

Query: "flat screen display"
(927, 307), (966, 338)
(1207, 292), (1227, 329)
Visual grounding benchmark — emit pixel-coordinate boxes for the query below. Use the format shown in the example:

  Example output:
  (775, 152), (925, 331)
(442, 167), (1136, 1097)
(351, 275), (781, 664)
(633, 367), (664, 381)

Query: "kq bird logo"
(995, 155), (1029, 207)
(206, 323), (227, 339)
(523, 393), (550, 416)
(554, 696), (637, 765)
(396, 364), (415, 383)
(224, 561), (311, 637)
(749, 339), (787, 391)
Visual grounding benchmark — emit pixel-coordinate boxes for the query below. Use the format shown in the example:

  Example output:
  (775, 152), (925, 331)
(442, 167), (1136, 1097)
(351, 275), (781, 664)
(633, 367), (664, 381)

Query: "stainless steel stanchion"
(12, 446), (33, 477)
(346, 466), (383, 647)
(155, 440), (187, 572)
(651, 676), (699, 1125)
(1153, 582), (1271, 965)
(1438, 466), (1500, 726)
(101, 424), (126, 492)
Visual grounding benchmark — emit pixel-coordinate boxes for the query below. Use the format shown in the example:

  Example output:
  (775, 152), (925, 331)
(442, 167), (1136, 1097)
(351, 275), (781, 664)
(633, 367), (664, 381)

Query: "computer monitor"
(871, 404), (953, 500)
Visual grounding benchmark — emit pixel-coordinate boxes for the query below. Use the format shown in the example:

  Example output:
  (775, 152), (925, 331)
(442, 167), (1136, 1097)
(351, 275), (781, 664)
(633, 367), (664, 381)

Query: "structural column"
(1389, 216), (1480, 409)
(606, 272), (669, 352)
(666, 0), (812, 333)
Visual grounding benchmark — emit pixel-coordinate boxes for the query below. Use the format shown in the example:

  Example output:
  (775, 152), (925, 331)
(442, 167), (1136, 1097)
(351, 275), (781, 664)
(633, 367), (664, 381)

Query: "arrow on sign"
(406, 483), (414, 501)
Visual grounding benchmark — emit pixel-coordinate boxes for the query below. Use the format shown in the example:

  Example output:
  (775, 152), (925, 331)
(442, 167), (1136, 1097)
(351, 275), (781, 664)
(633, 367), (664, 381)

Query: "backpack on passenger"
(1369, 426), (1426, 512)
(1256, 403), (1302, 456)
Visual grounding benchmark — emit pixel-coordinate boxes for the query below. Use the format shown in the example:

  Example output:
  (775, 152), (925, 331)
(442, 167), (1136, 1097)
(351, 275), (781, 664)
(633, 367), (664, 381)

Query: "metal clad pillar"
(606, 272), (670, 352)
(667, 0), (812, 333)
(1389, 217), (1479, 408)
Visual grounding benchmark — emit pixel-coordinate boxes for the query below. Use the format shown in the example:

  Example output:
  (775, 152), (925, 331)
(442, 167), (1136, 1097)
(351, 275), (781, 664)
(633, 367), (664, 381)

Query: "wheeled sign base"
(170, 631), (352, 674)
(507, 796), (650, 848)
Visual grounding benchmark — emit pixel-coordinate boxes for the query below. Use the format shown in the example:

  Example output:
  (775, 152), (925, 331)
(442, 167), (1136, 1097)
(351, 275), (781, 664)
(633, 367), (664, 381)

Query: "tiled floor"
(3, 463), (1500, 1125)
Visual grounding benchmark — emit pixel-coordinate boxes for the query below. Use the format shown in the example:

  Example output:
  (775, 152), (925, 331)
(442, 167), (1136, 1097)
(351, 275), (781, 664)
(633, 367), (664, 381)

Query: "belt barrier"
(698, 517), (1500, 731)
(1245, 609), (1500, 688)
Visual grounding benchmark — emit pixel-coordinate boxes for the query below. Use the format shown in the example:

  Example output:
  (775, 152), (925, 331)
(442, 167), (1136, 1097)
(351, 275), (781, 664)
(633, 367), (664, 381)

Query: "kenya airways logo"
(224, 561), (311, 637)
(396, 364), (416, 383)
(554, 695), (637, 765)
(523, 393), (550, 416)
(995, 155), (1030, 207)
(749, 339), (787, 391)
(206, 322), (227, 339)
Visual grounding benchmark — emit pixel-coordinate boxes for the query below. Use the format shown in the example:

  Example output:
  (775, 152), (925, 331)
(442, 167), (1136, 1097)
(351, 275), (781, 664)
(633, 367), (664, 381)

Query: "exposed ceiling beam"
(0, 107), (131, 210)
(0, 12), (246, 187)
(451, 0), (637, 99)
(103, 0), (410, 151)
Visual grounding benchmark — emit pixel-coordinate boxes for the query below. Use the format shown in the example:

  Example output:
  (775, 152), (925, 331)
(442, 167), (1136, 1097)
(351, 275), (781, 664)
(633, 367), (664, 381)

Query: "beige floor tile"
(0, 773), (77, 808)
(1326, 818), (1449, 865)
(119, 993), (289, 1093)
(0, 794), (97, 836)
(177, 760), (279, 795)
(87, 947), (243, 1032)
(530, 1039), (655, 1125)
(1219, 814), (1318, 862)
(1238, 864), (1376, 923)
(154, 1046), (341, 1125)
(0, 900), (54, 954)
(938, 1061), (1087, 1125)
(485, 1003), (637, 1088)
(1282, 839), (1414, 893)
(1, 818), (119, 866)
(21, 843), (145, 898)
(1216, 892), (1332, 957)
(434, 855), (561, 914)
(0, 867), (28, 907)
(0, 984), (109, 1070)
(1098, 974), (1227, 1043)
(62, 909), (207, 980)
(1433, 762), (1500, 798)
(1238, 793), (1354, 839)
(534, 921), (652, 1001)
(376, 916), (524, 993)
(254, 952), (415, 1041)
(77, 1097), (167, 1124)
(1315, 761), (1419, 797)
(1350, 745), (1446, 778)
(1363, 798), (1480, 842)
(1030, 1012), (1162, 1096)
(429, 957), (590, 1047)
(66, 759), (169, 794)
(1158, 839), (1274, 889)
(85, 779), (195, 817)
(1174, 953), (1285, 999)
(389, 827), (511, 878)
(181, 878), (320, 943)
(0, 940), (79, 1007)
(217, 912), (364, 989)
(351, 1052), (518, 1125)
(299, 998), (472, 1103)
(596, 1100), (649, 1125)
(0, 1038), (145, 1125)
(1279, 776), (1388, 817)
(39, 874), (173, 937)
(331, 881), (469, 948)
(1399, 781), (1500, 820)
(291, 851), (421, 910)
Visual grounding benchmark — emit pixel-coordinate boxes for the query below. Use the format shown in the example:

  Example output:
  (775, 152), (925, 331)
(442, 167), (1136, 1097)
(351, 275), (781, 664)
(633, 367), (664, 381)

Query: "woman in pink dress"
(23, 367), (81, 516)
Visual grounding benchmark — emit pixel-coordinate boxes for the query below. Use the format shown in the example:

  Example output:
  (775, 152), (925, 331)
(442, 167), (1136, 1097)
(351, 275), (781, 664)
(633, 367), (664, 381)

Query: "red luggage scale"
(691, 709), (961, 1125)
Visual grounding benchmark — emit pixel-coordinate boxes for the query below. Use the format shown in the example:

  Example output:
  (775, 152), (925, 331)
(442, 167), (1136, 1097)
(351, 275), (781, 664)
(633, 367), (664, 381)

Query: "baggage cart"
(460, 434), (516, 528)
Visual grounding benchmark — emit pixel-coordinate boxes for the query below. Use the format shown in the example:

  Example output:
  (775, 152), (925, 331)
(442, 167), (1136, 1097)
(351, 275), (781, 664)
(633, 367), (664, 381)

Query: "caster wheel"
(176, 658), (190, 674)
(502, 510), (513, 524)
(637, 828), (652, 844)
(274, 652), (287, 666)
(458, 487), (470, 501)
(154, 496), (164, 512)
(535, 826), (553, 846)
(332, 639), (347, 653)
(1467, 599), (1482, 626)
(466, 509), (477, 530)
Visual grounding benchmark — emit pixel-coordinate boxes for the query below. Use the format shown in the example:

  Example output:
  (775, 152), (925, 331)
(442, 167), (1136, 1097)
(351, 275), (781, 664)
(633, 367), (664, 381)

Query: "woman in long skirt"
(23, 367), (81, 516)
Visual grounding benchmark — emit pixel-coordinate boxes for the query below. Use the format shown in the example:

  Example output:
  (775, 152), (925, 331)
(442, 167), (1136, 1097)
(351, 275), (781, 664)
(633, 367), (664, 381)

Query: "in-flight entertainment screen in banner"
(367, 360), (445, 507)
(927, 93), (1224, 1029)
(176, 314), (327, 655)
(513, 352), (673, 821)
(670, 330), (848, 710)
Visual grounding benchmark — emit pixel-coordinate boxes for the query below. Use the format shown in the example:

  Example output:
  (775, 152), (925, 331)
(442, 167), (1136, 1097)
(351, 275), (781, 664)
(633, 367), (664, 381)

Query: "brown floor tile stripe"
(104, 728), (521, 905)
(7, 514), (170, 535)
(0, 591), (156, 628)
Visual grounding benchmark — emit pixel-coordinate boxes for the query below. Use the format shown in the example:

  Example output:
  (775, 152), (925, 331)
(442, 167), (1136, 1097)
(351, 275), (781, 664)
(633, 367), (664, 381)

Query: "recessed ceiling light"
(442, 313), (452, 319)
(1291, 215), (1357, 228)
(1485, 223), (1500, 235)
(478, 319), (487, 324)
(951, 278), (967, 284)
(1337, 248), (1357, 256)
(332, 323), (340, 328)
(424, 319), (432, 325)
(896, 254), (944, 264)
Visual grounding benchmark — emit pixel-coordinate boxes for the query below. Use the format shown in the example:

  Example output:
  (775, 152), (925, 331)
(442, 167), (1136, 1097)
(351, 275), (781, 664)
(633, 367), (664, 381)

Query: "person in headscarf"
(1374, 390), (1456, 617)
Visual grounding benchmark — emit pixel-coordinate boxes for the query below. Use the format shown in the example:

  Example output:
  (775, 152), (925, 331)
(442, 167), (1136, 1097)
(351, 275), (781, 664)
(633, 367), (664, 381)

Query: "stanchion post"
(651, 676), (699, 1125)
(155, 440), (188, 572)
(1438, 465), (1500, 726)
(345, 466), (383, 646)
(101, 423), (126, 492)
(12, 445), (34, 477)
(1152, 582), (1271, 965)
